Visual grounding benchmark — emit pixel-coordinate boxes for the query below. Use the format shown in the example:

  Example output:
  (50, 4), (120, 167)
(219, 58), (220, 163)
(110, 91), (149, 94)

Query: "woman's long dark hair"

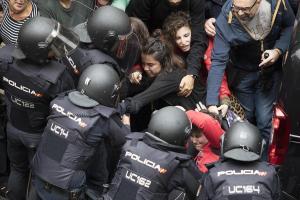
(142, 35), (186, 73)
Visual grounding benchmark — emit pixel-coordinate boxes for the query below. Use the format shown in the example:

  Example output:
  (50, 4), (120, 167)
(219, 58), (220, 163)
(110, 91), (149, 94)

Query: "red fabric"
(194, 145), (219, 173)
(186, 110), (224, 173)
(129, 63), (143, 73)
(204, 38), (231, 99)
(186, 110), (224, 148)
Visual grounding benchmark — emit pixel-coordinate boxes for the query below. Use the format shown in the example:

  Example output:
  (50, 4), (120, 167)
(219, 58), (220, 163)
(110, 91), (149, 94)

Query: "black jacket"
(121, 68), (206, 114)
(205, 0), (226, 19)
(0, 45), (75, 133)
(126, 0), (208, 76)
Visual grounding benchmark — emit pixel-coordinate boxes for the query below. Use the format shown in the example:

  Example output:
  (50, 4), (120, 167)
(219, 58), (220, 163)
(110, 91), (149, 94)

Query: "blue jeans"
(232, 70), (281, 160)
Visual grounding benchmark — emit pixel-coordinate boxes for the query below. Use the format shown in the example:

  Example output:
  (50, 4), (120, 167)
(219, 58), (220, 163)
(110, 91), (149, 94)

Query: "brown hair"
(162, 11), (191, 45)
(142, 36), (185, 73)
(190, 125), (204, 137)
(130, 17), (150, 47)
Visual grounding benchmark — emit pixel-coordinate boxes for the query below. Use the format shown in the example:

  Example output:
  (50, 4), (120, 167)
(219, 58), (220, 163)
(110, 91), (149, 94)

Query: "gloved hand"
(205, 18), (216, 37)
(117, 98), (140, 115)
(259, 49), (281, 68)
(178, 75), (195, 97)
(117, 100), (130, 115)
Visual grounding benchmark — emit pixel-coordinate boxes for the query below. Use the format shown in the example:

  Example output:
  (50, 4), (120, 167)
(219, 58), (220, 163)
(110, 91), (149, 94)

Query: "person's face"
(232, 0), (260, 22)
(96, 0), (110, 7)
(190, 132), (209, 153)
(175, 26), (191, 52)
(142, 54), (162, 78)
(9, 0), (29, 14)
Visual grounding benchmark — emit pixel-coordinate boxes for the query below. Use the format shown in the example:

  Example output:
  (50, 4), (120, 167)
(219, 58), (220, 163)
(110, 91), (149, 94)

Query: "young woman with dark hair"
(162, 11), (236, 117)
(120, 37), (206, 130)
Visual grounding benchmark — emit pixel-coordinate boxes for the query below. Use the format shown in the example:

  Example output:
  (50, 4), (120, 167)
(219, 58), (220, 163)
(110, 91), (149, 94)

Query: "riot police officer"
(199, 122), (281, 200)
(0, 16), (76, 200)
(66, 6), (140, 195)
(102, 106), (203, 200)
(32, 63), (130, 200)
(65, 5), (140, 83)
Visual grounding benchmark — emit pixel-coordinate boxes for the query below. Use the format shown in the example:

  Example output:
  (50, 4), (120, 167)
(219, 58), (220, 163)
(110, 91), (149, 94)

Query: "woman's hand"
(205, 18), (216, 37)
(129, 71), (142, 84)
(178, 75), (195, 97)
(121, 114), (130, 126)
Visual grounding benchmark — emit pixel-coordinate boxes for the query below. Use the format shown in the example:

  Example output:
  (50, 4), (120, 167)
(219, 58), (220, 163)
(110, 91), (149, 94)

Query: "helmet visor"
(47, 23), (79, 58)
(112, 32), (141, 72)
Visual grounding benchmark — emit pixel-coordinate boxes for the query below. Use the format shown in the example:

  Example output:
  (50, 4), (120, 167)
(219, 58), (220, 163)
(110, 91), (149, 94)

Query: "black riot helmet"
(74, 6), (140, 72)
(221, 121), (265, 162)
(147, 106), (192, 147)
(13, 16), (79, 63)
(68, 63), (121, 108)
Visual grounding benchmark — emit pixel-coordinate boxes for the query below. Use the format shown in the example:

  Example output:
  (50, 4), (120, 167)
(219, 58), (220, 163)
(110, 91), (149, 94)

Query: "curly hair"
(162, 11), (191, 45)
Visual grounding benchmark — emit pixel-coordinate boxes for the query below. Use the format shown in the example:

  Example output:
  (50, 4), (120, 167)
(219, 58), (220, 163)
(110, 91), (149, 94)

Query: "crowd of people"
(0, 0), (299, 199)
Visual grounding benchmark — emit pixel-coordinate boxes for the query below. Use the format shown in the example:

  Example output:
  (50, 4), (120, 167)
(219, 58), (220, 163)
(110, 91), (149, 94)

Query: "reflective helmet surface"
(147, 106), (192, 146)
(16, 16), (79, 63)
(17, 17), (56, 63)
(222, 121), (264, 162)
(75, 64), (121, 107)
(87, 6), (131, 52)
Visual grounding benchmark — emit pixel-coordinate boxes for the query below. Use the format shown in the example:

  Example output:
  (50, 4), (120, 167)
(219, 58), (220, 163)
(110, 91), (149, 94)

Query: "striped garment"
(0, 0), (39, 45)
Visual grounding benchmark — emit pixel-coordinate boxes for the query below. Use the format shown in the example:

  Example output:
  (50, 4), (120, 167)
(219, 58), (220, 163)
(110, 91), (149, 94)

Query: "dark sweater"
(126, 0), (208, 76)
(124, 68), (206, 114)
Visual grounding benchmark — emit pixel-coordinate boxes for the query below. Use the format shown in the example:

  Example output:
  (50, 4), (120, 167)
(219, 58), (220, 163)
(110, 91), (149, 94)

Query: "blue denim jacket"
(206, 0), (295, 106)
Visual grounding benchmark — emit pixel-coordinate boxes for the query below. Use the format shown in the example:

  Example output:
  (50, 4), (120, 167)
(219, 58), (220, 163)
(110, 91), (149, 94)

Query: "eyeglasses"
(231, 0), (257, 14)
